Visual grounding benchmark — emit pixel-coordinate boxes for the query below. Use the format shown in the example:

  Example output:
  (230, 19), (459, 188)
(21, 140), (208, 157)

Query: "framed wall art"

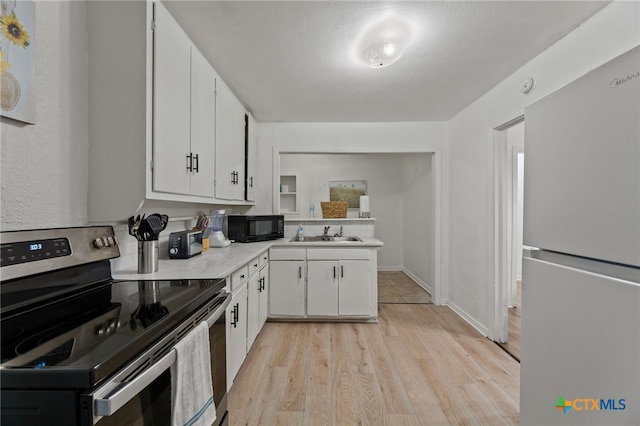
(1, 0), (35, 124)
(329, 180), (367, 209)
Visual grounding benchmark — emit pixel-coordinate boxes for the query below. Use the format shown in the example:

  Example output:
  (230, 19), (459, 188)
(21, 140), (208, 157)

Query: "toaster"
(168, 230), (203, 259)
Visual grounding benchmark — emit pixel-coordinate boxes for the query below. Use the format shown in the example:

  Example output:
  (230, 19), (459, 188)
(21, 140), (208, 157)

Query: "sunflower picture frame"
(1, 0), (35, 124)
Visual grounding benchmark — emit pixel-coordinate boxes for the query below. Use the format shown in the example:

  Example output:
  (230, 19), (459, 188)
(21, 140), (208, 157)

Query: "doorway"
(273, 148), (445, 306)
(492, 116), (524, 360)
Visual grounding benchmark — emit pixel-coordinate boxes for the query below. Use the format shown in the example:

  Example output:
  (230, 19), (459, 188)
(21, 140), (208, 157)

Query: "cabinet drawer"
(306, 249), (370, 260)
(231, 265), (249, 291)
(248, 256), (260, 276)
(259, 250), (269, 268)
(269, 248), (306, 261)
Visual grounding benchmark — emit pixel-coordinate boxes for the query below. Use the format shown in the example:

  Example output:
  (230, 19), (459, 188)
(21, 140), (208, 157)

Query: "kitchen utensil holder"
(138, 240), (159, 273)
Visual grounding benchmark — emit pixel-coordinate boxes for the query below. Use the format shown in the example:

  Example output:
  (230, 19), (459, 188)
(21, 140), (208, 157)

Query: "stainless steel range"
(0, 226), (230, 426)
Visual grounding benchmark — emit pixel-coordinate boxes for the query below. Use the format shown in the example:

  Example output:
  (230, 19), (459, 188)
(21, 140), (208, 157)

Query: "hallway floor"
(378, 271), (432, 304)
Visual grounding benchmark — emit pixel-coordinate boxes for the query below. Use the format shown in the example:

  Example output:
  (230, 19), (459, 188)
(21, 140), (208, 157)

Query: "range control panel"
(1, 238), (71, 267)
(0, 226), (121, 282)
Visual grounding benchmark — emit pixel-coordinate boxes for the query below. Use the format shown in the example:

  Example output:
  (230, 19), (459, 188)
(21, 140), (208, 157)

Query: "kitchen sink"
(289, 236), (362, 243)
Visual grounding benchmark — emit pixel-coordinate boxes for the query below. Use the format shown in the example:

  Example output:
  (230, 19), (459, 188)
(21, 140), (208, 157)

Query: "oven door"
(84, 293), (230, 426)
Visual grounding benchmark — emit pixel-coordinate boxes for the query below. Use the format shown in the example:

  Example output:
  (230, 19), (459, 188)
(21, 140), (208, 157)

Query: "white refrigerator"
(520, 46), (640, 425)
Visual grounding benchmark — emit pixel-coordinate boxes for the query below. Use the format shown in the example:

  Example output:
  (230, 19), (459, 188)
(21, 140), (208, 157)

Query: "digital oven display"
(1, 238), (71, 267)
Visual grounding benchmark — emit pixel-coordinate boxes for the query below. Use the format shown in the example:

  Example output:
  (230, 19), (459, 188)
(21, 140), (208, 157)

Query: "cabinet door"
(214, 79), (234, 200)
(269, 261), (305, 316)
(152, 2), (191, 195)
(232, 98), (247, 200)
(245, 113), (257, 202)
(189, 47), (215, 198)
(338, 260), (370, 316)
(226, 284), (247, 386)
(246, 273), (260, 351)
(214, 80), (245, 201)
(258, 265), (269, 329)
(307, 261), (339, 316)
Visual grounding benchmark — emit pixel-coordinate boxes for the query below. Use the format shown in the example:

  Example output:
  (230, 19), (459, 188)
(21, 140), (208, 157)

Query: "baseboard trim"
(377, 267), (403, 272)
(400, 268), (432, 295)
(446, 301), (489, 337)
(377, 267), (433, 294)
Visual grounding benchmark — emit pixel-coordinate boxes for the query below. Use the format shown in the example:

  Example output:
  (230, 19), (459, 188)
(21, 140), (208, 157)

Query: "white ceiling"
(162, 1), (610, 122)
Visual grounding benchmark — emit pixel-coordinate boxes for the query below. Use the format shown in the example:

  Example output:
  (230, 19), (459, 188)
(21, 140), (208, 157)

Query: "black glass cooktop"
(0, 277), (225, 389)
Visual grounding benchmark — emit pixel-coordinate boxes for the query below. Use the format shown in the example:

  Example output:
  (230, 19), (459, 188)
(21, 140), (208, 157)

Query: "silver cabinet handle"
(298, 266), (302, 279)
(333, 266), (336, 279)
(341, 265), (344, 278)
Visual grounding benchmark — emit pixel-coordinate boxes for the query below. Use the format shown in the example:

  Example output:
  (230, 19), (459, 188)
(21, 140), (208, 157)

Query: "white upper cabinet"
(245, 113), (257, 202)
(215, 79), (247, 201)
(189, 47), (216, 197)
(152, 2), (192, 196)
(153, 4), (215, 198)
(87, 1), (252, 223)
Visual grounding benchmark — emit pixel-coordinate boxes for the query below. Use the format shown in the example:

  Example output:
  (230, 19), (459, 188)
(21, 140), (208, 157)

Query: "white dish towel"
(170, 321), (216, 426)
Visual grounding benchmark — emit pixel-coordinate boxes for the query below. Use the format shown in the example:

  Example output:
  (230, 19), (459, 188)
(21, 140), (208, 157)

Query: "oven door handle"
(91, 294), (230, 420)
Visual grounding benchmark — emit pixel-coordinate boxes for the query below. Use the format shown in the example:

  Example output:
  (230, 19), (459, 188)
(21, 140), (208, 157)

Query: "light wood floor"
(228, 304), (520, 425)
(498, 281), (522, 361)
(378, 271), (432, 304)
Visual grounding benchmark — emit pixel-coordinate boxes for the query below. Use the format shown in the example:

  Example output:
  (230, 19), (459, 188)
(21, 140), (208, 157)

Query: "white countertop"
(113, 240), (275, 281)
(112, 238), (383, 281)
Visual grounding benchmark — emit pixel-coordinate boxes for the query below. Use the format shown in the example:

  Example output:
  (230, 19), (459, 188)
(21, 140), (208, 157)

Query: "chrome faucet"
(334, 226), (343, 237)
(323, 226), (330, 237)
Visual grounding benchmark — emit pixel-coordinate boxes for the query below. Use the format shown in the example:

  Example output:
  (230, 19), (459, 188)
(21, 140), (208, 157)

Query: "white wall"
(1, 1), (88, 231)
(280, 153), (430, 270)
(402, 153), (433, 290)
(446, 1), (640, 337)
(254, 122), (448, 214)
(255, 122), (448, 292)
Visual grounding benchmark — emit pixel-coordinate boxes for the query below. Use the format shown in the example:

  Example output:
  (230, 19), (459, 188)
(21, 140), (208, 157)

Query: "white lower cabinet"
(258, 264), (269, 330)
(307, 259), (370, 317)
(269, 247), (376, 320)
(226, 282), (247, 389)
(247, 257), (269, 350)
(269, 260), (306, 316)
(226, 249), (270, 390)
(337, 260), (371, 316)
(307, 261), (339, 316)
(246, 272), (260, 351)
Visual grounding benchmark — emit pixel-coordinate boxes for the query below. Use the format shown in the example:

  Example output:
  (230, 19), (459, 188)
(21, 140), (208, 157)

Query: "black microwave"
(227, 215), (284, 242)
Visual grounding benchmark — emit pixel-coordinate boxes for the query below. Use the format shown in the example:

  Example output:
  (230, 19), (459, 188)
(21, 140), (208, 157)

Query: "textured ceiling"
(162, 1), (610, 122)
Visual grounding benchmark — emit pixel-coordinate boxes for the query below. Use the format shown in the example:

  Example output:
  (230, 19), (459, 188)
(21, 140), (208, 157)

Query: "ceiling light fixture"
(361, 40), (403, 68)
(354, 15), (413, 69)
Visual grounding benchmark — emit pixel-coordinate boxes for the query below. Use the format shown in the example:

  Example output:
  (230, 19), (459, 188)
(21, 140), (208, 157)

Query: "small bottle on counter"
(298, 226), (304, 241)
(309, 203), (315, 218)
